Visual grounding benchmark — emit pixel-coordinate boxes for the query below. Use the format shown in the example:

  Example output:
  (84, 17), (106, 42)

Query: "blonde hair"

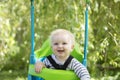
(50, 29), (75, 45)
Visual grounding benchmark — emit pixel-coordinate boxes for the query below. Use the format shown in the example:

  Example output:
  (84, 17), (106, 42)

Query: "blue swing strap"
(28, 0), (39, 80)
(30, 0), (35, 64)
(82, 0), (90, 67)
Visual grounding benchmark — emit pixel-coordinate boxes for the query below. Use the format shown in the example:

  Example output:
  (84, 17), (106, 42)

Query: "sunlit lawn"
(0, 70), (27, 80)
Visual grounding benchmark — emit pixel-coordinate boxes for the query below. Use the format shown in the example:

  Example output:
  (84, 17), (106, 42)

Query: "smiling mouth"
(57, 50), (64, 52)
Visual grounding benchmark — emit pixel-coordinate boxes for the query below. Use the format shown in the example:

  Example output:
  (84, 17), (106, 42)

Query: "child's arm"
(70, 59), (90, 80)
(35, 61), (46, 73)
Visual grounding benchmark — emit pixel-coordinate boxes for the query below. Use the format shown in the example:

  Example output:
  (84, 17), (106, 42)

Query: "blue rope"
(28, 0), (37, 80)
(29, 0), (44, 80)
(30, 0), (35, 64)
(83, 5), (89, 67)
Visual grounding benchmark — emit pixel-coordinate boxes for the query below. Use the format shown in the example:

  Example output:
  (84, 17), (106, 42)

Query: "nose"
(58, 44), (63, 48)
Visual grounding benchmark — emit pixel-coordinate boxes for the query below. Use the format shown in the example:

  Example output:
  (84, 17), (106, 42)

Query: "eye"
(54, 43), (58, 45)
(63, 42), (67, 45)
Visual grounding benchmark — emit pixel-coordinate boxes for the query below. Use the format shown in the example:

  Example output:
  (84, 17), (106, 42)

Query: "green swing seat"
(28, 39), (83, 80)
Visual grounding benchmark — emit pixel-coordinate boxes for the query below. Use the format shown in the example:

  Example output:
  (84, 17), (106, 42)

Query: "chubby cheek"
(52, 47), (57, 53)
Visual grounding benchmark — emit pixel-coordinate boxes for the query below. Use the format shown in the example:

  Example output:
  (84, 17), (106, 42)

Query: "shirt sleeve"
(70, 58), (90, 80)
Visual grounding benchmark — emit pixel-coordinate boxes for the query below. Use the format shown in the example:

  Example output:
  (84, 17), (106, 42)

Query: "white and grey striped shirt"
(43, 54), (90, 80)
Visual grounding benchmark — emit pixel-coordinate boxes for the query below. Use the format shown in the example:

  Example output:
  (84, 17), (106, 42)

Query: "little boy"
(35, 29), (90, 80)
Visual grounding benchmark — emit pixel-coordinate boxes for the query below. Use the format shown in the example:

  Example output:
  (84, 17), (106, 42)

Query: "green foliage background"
(0, 0), (120, 79)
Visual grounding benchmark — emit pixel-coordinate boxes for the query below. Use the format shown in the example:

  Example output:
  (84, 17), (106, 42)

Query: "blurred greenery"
(0, 70), (27, 80)
(0, 0), (120, 80)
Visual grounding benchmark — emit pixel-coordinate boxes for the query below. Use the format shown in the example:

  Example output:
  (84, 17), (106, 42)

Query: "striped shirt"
(43, 54), (90, 80)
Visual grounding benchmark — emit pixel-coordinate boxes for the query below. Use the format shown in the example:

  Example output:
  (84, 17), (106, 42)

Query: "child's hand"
(35, 61), (46, 73)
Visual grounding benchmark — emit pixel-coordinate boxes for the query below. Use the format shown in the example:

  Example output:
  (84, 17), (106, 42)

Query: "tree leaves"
(0, 0), (120, 79)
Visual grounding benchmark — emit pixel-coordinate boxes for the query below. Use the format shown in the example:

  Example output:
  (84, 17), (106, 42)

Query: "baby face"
(51, 34), (74, 60)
